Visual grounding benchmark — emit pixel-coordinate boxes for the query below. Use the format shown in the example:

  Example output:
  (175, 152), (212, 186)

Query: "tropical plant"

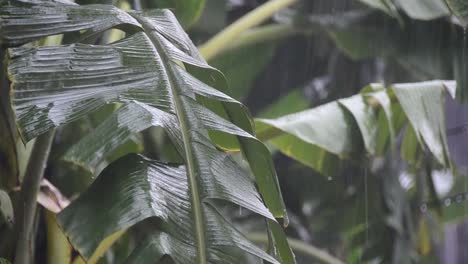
(0, 0), (295, 263)
(2, 0), (468, 263)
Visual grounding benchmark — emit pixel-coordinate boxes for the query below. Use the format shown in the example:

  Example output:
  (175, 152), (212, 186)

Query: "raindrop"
(456, 194), (463, 203)
(327, 176), (332, 181)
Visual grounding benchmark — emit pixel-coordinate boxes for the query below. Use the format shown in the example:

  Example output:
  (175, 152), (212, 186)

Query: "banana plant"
(0, 0), (294, 263)
(255, 79), (457, 263)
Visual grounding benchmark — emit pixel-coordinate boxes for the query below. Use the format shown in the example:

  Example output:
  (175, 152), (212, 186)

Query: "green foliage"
(257, 81), (454, 174)
(0, 0), (291, 263)
(3, 0), (468, 263)
(59, 154), (277, 262)
(257, 100), (358, 175)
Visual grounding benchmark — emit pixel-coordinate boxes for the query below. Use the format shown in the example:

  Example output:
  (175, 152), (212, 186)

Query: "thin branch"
(247, 233), (346, 264)
(15, 130), (55, 264)
(199, 0), (298, 61)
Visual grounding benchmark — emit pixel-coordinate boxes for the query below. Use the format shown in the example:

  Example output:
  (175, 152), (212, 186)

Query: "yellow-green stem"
(209, 24), (300, 59)
(199, 0), (298, 60)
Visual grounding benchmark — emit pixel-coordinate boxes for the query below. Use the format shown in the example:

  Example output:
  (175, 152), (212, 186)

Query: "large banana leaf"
(257, 81), (455, 174)
(1, 1), (292, 262)
(257, 100), (358, 176)
(0, 0), (141, 46)
(59, 154), (278, 263)
(392, 81), (452, 166)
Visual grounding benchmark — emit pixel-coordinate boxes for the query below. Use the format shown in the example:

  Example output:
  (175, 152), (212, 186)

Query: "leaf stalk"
(15, 130), (55, 264)
(199, 0), (298, 60)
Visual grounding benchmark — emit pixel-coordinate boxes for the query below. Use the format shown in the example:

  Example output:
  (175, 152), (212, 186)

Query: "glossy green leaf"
(8, 32), (174, 142)
(257, 101), (358, 175)
(257, 81), (455, 173)
(258, 101), (359, 157)
(58, 154), (278, 263)
(179, 67), (289, 223)
(339, 95), (379, 155)
(268, 220), (296, 264)
(62, 68), (255, 172)
(3, 2), (291, 262)
(63, 102), (176, 173)
(392, 81), (452, 166)
(0, 0), (141, 46)
(140, 9), (290, 226)
(64, 103), (274, 220)
(135, 9), (291, 260)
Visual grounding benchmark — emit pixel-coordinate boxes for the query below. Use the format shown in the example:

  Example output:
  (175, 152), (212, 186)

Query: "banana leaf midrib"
(132, 15), (207, 264)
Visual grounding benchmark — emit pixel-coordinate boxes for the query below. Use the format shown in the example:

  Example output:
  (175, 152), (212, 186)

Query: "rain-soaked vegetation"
(1, 0), (468, 263)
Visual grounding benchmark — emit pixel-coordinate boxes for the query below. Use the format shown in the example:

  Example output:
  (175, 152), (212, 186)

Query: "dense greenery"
(1, 0), (468, 263)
